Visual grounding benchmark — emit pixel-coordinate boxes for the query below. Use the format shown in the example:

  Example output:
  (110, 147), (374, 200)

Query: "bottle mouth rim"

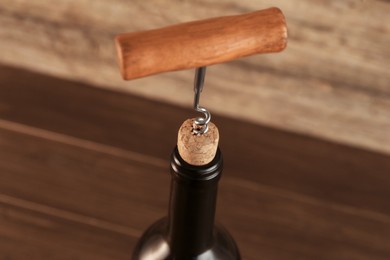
(170, 146), (223, 182)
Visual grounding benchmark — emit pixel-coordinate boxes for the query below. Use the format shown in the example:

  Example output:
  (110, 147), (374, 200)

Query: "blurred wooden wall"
(0, 0), (389, 154)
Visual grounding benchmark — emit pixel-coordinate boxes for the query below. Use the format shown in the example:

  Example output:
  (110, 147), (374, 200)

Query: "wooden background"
(1, 65), (390, 259)
(1, 0), (390, 259)
(0, 0), (389, 154)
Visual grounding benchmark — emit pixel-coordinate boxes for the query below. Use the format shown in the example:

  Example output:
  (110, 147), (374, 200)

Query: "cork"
(177, 118), (219, 166)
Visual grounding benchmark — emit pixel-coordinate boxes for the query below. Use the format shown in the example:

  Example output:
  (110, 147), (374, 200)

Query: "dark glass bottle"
(132, 146), (240, 259)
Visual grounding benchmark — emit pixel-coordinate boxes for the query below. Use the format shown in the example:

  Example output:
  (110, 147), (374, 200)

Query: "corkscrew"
(115, 7), (287, 140)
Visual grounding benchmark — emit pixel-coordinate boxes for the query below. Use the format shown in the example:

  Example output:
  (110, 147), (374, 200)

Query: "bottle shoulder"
(132, 218), (240, 260)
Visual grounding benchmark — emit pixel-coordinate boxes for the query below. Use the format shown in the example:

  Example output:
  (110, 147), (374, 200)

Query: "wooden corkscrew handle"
(115, 7), (287, 80)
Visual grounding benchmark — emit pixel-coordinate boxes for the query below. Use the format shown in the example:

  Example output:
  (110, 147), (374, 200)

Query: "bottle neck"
(167, 146), (223, 258)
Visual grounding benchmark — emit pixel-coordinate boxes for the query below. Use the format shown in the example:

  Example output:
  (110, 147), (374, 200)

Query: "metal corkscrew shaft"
(193, 67), (211, 135)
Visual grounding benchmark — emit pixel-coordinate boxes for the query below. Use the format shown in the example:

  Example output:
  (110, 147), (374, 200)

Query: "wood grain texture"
(0, 0), (389, 155)
(115, 7), (287, 80)
(1, 66), (390, 259)
(1, 65), (390, 217)
(0, 201), (134, 260)
(1, 125), (390, 260)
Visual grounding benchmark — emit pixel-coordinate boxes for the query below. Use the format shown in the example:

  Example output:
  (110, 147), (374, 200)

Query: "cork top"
(177, 118), (219, 166)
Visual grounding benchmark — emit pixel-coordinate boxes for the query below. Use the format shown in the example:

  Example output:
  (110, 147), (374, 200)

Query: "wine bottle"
(132, 122), (240, 259)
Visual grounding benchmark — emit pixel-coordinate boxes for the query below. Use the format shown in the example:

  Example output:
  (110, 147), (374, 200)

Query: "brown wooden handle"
(115, 7), (287, 80)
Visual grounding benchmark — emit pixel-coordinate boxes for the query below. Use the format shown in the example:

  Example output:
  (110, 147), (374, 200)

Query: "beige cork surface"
(177, 118), (219, 166)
